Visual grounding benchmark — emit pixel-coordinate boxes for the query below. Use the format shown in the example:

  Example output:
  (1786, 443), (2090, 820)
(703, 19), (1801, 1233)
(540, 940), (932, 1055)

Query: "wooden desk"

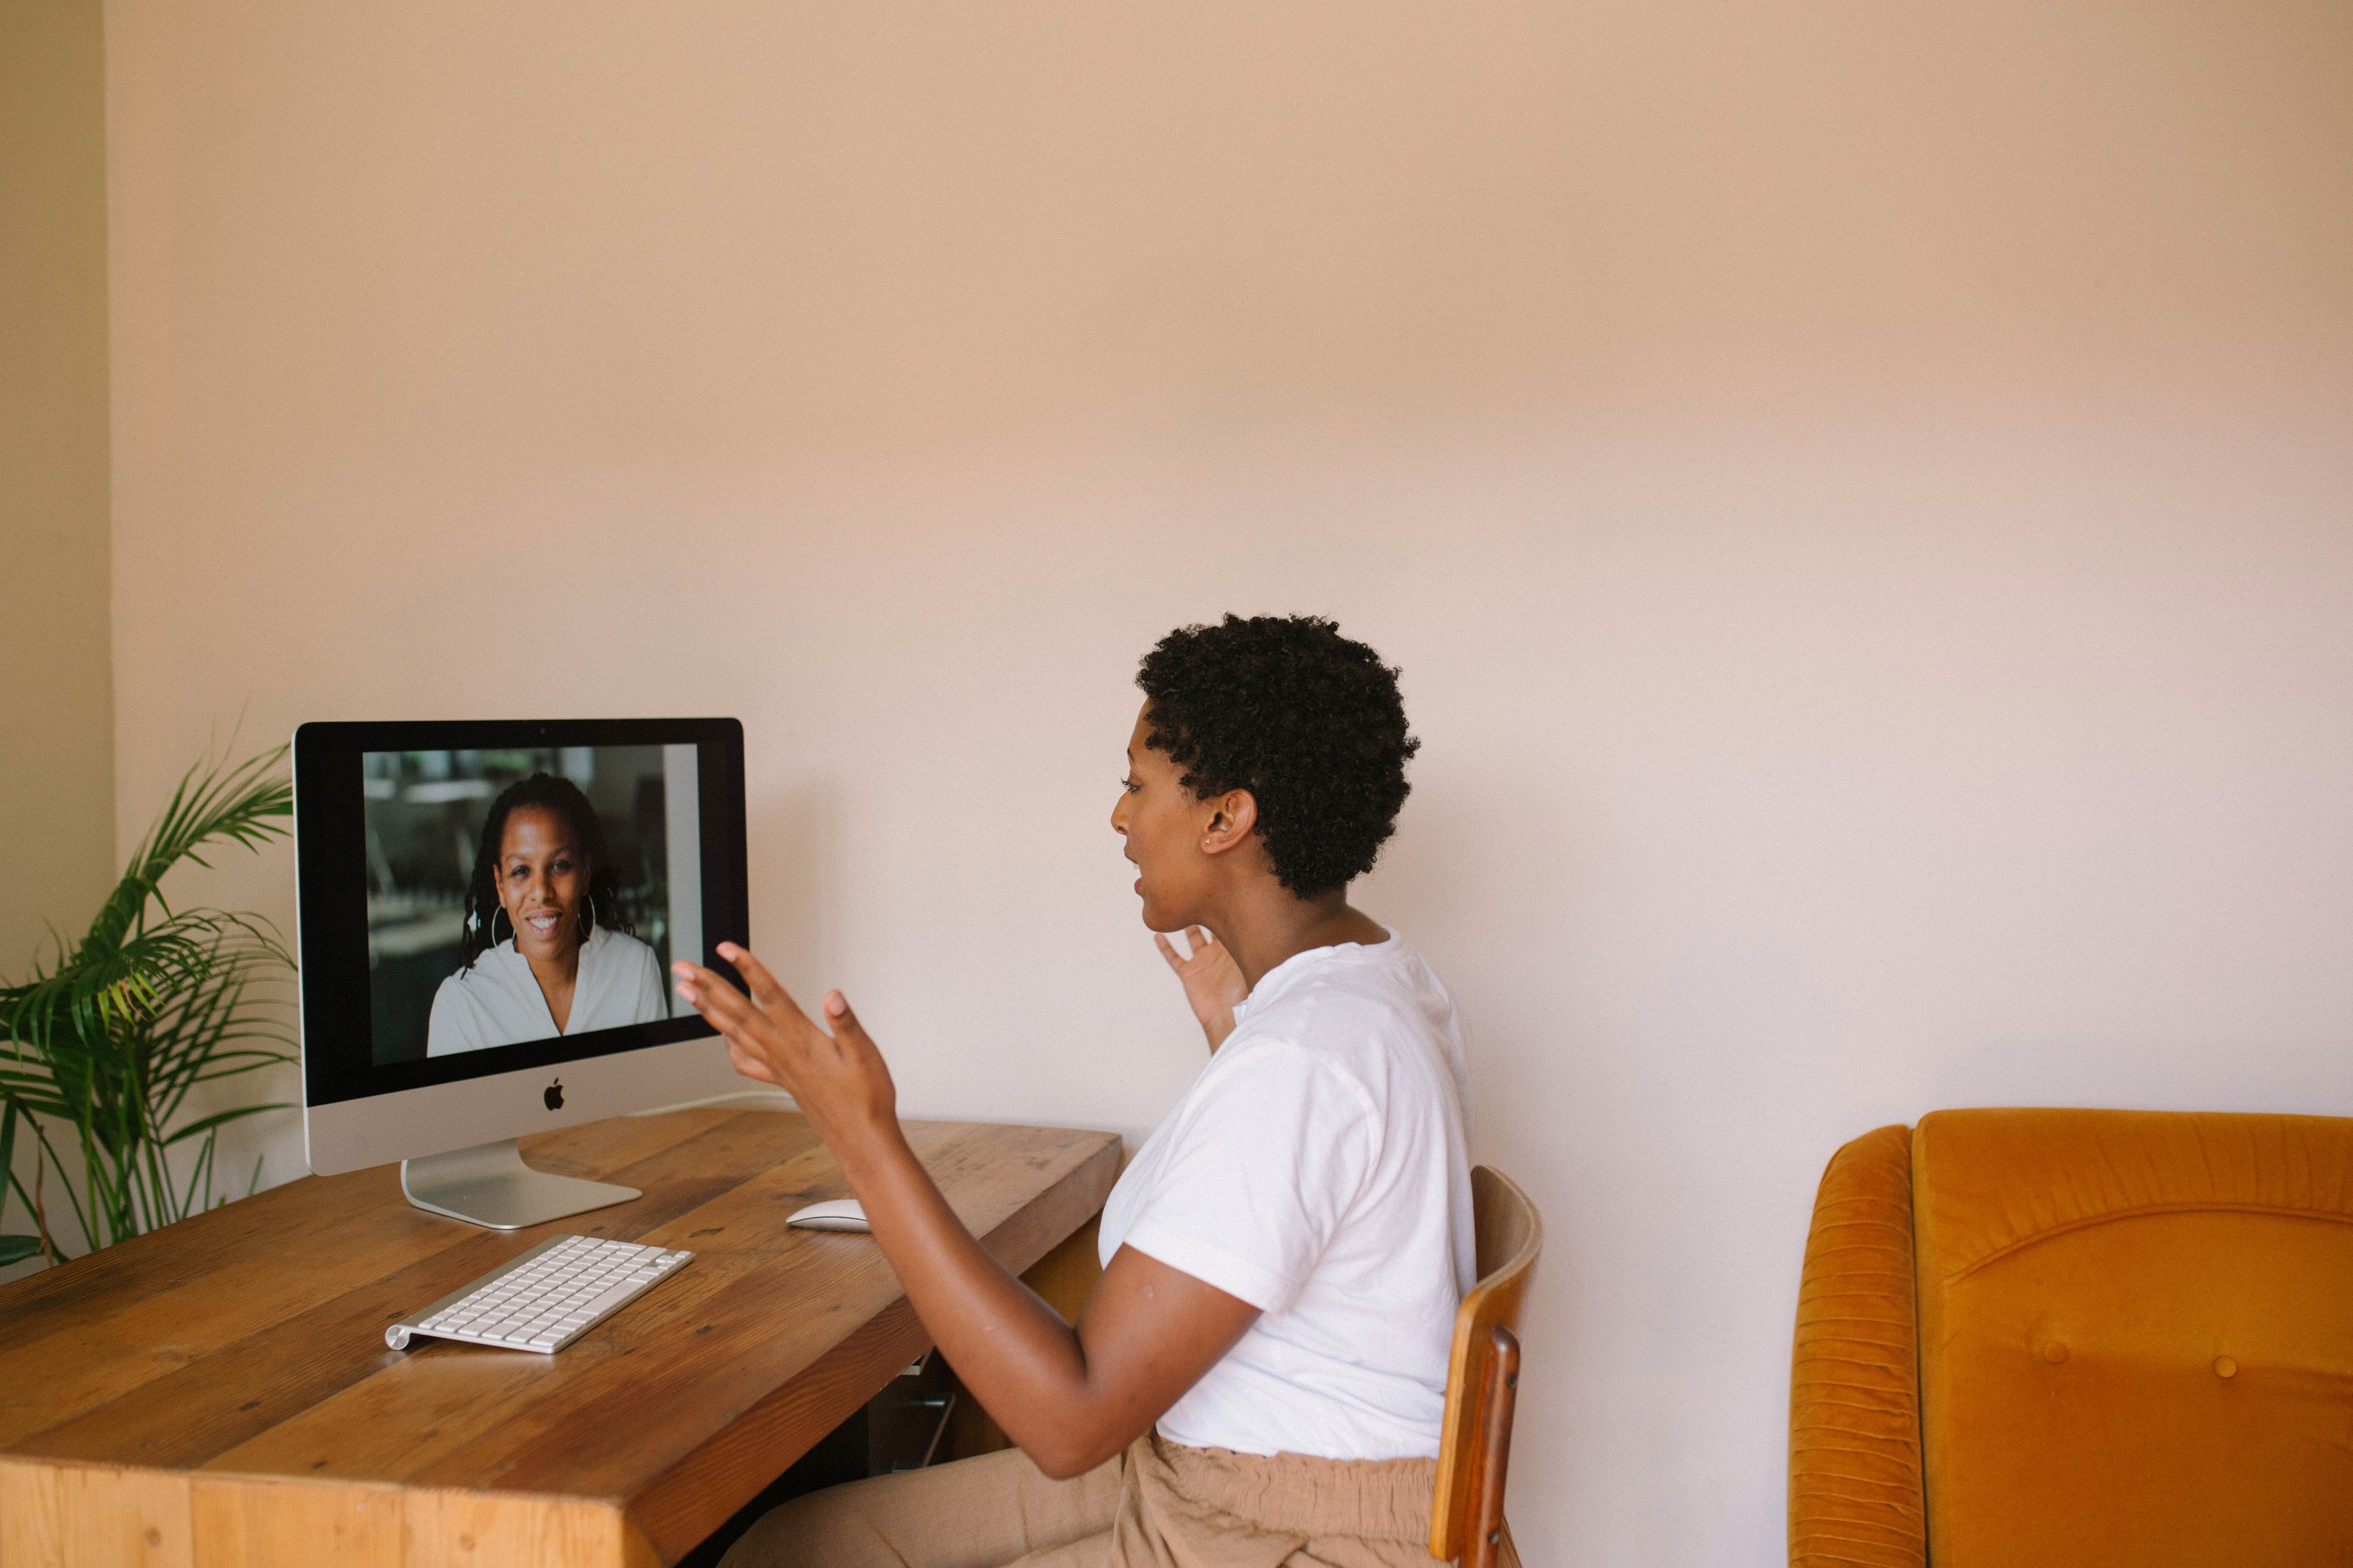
(0, 1107), (1120, 1568)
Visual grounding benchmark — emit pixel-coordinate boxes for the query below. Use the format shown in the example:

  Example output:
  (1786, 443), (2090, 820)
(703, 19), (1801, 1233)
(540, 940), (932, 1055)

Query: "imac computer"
(294, 718), (751, 1228)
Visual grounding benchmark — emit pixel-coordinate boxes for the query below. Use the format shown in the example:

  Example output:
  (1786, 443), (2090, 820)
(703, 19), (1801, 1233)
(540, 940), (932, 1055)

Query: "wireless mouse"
(786, 1197), (871, 1233)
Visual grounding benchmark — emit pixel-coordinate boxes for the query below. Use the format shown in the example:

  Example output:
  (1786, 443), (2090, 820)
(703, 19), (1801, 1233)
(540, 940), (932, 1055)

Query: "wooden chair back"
(1429, 1164), (1543, 1567)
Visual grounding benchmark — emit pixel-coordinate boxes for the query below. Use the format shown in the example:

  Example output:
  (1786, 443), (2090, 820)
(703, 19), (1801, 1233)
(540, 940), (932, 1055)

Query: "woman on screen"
(426, 775), (667, 1056)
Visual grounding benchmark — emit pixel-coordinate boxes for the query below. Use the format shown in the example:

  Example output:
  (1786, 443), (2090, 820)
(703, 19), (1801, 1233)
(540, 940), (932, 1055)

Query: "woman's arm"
(674, 944), (1259, 1478)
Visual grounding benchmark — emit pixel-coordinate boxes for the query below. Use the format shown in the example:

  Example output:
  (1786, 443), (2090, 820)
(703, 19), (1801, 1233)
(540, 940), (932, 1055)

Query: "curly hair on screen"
(1137, 615), (1419, 898)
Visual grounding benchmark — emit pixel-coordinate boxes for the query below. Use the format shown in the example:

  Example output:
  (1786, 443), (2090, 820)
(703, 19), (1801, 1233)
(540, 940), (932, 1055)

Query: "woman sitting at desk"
(676, 615), (1472, 1568)
(426, 774), (667, 1056)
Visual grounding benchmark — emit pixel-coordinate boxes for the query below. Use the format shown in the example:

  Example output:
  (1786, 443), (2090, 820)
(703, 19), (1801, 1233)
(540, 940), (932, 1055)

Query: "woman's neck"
(523, 941), (582, 991)
(522, 940), (582, 1032)
(1211, 889), (1386, 993)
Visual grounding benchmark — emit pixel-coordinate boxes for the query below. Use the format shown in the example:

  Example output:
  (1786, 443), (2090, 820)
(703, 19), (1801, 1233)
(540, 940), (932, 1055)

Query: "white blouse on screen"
(426, 923), (668, 1057)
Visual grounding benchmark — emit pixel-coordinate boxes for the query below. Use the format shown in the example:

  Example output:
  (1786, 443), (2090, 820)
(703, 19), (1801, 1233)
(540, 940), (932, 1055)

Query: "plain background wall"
(1, 0), (113, 1286)
(99, 3), (2353, 1562)
(1, 0), (114, 979)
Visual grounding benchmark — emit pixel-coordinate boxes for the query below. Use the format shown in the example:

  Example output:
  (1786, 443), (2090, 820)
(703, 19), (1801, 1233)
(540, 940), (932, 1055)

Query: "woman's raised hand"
(1153, 925), (1246, 1051)
(671, 943), (897, 1150)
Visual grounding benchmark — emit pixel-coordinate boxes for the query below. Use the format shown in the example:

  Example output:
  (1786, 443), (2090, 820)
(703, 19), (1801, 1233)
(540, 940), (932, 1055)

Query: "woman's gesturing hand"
(1154, 925), (1246, 1050)
(671, 943), (897, 1152)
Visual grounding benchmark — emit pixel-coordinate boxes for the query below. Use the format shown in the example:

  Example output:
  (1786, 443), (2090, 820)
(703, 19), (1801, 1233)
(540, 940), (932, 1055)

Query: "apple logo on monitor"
(544, 1079), (565, 1112)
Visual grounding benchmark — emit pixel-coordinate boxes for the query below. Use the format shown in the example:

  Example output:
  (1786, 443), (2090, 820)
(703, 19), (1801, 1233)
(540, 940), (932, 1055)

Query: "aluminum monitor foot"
(401, 1138), (641, 1230)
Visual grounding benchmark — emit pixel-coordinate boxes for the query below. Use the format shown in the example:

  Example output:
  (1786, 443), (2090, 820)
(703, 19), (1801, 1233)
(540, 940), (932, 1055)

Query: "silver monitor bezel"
(293, 717), (749, 1177)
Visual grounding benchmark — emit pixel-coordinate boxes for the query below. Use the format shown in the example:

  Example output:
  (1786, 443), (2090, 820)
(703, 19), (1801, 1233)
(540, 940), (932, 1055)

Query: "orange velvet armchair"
(1788, 1108), (2353, 1567)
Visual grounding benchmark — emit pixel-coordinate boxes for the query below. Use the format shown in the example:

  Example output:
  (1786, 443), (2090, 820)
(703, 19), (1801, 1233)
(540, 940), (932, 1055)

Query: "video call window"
(361, 746), (704, 1064)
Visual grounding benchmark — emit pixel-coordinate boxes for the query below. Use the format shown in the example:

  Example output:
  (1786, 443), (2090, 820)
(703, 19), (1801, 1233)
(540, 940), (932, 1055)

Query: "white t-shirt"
(1098, 929), (1475, 1461)
(426, 925), (668, 1056)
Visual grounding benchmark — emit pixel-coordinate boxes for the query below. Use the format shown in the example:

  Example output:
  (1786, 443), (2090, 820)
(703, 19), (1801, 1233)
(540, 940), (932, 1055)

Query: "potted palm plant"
(1, 746), (295, 1268)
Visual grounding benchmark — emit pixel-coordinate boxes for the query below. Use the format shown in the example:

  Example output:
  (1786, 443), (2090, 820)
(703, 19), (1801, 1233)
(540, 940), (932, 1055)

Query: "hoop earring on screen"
(491, 905), (511, 946)
(579, 895), (598, 943)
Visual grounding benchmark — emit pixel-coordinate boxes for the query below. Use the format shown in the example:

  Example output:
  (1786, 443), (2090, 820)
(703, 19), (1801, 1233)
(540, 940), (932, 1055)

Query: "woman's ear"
(1199, 789), (1259, 856)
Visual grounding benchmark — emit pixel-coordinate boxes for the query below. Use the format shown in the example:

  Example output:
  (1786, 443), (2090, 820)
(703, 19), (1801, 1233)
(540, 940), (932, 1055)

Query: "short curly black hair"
(1137, 614), (1419, 898)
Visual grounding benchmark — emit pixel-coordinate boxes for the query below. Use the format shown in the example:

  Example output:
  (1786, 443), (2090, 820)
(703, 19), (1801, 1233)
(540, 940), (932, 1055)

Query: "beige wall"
(1, 0), (113, 978)
(104, 3), (2353, 1561)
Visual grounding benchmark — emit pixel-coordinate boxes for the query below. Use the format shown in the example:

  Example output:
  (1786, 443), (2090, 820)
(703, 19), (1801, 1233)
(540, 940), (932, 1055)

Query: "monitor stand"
(400, 1138), (641, 1230)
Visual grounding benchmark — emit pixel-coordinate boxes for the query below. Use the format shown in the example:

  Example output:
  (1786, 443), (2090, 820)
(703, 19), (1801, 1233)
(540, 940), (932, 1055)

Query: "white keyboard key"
(575, 1278), (649, 1322)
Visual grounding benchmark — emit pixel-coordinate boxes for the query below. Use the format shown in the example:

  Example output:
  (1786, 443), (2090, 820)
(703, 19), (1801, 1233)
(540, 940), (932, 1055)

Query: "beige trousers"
(719, 1433), (1438, 1568)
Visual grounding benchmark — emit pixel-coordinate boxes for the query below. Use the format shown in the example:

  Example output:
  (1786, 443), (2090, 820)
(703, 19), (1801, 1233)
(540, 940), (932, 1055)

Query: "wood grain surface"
(0, 1108), (1121, 1568)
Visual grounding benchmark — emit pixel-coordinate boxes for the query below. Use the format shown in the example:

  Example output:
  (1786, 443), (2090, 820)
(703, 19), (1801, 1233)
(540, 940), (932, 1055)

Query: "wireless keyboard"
(385, 1233), (692, 1354)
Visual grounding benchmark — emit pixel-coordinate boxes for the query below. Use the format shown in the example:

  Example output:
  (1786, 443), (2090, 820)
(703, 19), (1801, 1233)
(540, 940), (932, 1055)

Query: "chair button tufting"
(2214, 1356), (2237, 1378)
(2043, 1342), (2069, 1365)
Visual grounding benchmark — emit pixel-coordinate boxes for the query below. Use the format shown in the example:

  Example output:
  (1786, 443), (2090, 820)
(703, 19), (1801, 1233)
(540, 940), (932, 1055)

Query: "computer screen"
(294, 718), (747, 1112)
(361, 743), (703, 1063)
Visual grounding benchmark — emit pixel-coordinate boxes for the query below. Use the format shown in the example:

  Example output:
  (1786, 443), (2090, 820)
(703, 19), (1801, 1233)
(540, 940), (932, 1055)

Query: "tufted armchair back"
(1789, 1108), (2353, 1567)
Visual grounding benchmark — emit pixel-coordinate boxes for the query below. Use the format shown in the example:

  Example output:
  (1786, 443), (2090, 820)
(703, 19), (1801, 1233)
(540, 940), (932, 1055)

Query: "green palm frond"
(1, 1101), (44, 1266)
(80, 747), (292, 953)
(0, 743), (295, 1259)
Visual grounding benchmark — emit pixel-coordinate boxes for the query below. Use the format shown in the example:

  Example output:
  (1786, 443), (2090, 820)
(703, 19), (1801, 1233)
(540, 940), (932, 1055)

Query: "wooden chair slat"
(1462, 1324), (1520, 1568)
(1429, 1165), (1543, 1564)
